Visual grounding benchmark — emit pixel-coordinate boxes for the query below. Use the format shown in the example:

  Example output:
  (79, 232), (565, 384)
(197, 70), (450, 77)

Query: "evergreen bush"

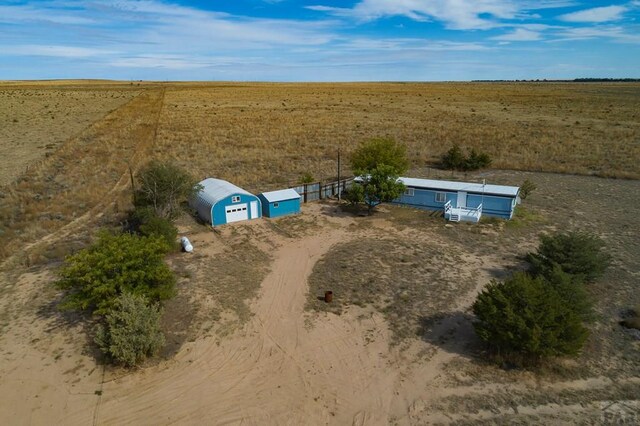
(473, 272), (589, 364)
(94, 293), (165, 367)
(527, 231), (610, 282)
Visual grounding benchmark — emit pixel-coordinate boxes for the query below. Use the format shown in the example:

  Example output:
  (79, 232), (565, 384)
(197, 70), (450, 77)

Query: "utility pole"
(337, 148), (341, 201)
(129, 164), (136, 205)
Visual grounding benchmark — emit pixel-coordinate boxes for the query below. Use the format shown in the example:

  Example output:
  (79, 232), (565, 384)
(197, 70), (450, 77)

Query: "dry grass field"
(0, 81), (638, 264)
(0, 85), (138, 186)
(153, 82), (640, 193)
(0, 81), (638, 424)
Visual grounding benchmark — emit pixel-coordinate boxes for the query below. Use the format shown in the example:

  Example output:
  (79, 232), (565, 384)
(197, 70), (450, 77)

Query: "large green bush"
(94, 293), (165, 367)
(139, 215), (178, 249)
(544, 265), (593, 322)
(135, 161), (201, 220)
(473, 272), (588, 364)
(527, 231), (611, 282)
(56, 231), (176, 315)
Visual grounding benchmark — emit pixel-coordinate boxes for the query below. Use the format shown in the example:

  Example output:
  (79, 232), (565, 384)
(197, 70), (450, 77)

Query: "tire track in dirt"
(2, 88), (166, 271)
(94, 227), (398, 425)
(0, 88), (166, 425)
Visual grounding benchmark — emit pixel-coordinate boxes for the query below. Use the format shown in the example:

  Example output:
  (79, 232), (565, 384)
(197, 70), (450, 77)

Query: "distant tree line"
(472, 78), (640, 83)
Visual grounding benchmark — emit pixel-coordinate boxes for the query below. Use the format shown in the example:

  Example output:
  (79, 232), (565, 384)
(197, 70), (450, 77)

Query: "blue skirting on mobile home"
(393, 177), (520, 221)
(258, 188), (301, 218)
(189, 178), (262, 226)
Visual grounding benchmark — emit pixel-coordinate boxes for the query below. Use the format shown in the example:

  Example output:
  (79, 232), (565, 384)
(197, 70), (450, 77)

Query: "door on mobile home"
(457, 191), (467, 208)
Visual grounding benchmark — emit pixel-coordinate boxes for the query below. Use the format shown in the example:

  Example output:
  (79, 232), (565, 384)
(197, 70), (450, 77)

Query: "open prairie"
(0, 81), (639, 425)
(154, 82), (640, 192)
(0, 84), (139, 186)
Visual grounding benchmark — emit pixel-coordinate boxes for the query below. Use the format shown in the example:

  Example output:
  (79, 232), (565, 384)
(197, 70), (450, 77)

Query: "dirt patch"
(307, 234), (490, 342)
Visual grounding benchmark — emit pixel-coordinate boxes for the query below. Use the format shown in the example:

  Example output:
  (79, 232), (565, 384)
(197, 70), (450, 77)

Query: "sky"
(0, 0), (639, 81)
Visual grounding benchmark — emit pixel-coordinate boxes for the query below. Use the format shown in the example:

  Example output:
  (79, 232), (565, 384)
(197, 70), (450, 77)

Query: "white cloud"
(552, 25), (640, 43)
(0, 4), (96, 25)
(110, 55), (216, 70)
(0, 1), (337, 49)
(492, 28), (542, 41)
(308, 0), (576, 30)
(1, 44), (116, 58)
(342, 38), (488, 51)
(559, 5), (627, 23)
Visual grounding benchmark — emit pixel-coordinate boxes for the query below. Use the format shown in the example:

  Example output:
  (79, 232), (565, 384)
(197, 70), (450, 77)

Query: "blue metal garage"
(190, 178), (262, 226)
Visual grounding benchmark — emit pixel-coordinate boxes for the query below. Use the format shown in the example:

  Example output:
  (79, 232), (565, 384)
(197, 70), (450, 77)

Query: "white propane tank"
(181, 236), (193, 253)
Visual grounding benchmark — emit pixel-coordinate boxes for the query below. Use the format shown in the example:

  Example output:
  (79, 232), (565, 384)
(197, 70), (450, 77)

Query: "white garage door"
(225, 204), (248, 223)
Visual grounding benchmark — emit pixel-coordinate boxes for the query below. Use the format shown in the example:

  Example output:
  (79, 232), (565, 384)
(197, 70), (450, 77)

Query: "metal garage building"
(190, 178), (262, 226)
(258, 188), (301, 218)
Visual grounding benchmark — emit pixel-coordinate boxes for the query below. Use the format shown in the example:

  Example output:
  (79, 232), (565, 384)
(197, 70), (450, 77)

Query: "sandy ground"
(1, 200), (638, 425)
(0, 208), (482, 425)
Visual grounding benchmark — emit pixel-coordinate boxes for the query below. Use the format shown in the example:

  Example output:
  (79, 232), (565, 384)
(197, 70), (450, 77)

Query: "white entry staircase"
(444, 201), (483, 223)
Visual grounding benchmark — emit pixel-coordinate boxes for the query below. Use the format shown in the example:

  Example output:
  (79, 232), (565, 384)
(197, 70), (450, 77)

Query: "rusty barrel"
(324, 291), (333, 303)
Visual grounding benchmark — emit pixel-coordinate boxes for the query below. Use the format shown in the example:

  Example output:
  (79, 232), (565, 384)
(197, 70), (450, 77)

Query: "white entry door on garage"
(225, 204), (248, 223)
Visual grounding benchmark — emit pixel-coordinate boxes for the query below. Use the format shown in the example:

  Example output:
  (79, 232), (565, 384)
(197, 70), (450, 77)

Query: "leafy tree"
(299, 172), (315, 184)
(527, 232), (610, 283)
(94, 293), (165, 367)
(56, 231), (175, 315)
(358, 165), (406, 213)
(441, 144), (466, 170)
(343, 182), (365, 207)
(350, 137), (409, 176)
(135, 161), (201, 220)
(519, 179), (537, 200)
(473, 272), (588, 364)
(348, 138), (408, 214)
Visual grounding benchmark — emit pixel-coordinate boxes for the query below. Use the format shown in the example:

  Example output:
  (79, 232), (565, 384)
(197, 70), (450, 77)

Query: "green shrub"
(139, 214), (178, 249)
(465, 149), (492, 170)
(545, 265), (593, 322)
(441, 145), (492, 171)
(527, 231), (610, 282)
(56, 231), (176, 315)
(519, 179), (537, 200)
(94, 293), (165, 367)
(343, 183), (365, 206)
(135, 161), (201, 220)
(473, 272), (588, 364)
(299, 172), (315, 184)
(441, 144), (466, 170)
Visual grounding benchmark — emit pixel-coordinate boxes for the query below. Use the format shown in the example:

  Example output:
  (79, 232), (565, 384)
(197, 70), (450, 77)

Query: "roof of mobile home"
(399, 177), (519, 197)
(260, 188), (301, 203)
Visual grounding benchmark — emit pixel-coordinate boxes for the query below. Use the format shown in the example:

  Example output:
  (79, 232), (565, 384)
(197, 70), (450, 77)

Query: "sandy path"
(96, 229), (396, 425)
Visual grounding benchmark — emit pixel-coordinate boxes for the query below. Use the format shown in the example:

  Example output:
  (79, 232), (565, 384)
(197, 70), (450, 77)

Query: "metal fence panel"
(291, 178), (354, 203)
